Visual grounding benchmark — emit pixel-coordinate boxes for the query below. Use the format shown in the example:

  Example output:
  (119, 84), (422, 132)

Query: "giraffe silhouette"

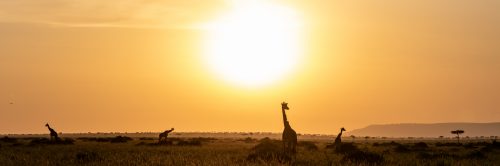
(281, 102), (297, 156)
(159, 128), (174, 143)
(45, 123), (59, 141)
(334, 127), (346, 151)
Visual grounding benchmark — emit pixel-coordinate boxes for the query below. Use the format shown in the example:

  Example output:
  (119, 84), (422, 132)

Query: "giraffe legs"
(283, 141), (288, 155)
(159, 135), (166, 143)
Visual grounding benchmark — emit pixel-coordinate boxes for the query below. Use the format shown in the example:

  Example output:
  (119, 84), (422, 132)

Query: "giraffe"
(334, 127), (346, 151)
(45, 123), (59, 141)
(281, 102), (297, 156)
(159, 128), (175, 143)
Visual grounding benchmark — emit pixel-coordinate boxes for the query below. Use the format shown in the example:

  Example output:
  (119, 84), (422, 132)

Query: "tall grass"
(0, 136), (499, 165)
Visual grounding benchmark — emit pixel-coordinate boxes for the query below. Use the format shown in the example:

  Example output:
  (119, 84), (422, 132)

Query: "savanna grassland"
(0, 133), (499, 166)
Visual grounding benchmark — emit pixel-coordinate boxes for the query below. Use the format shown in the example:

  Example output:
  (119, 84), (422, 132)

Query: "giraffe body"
(281, 102), (297, 156)
(334, 127), (346, 151)
(159, 128), (174, 143)
(45, 123), (59, 141)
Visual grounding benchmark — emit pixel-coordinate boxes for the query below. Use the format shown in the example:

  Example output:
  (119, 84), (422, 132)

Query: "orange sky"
(1, 0), (499, 134)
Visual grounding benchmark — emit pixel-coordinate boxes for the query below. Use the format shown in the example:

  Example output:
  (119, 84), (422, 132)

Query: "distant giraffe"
(334, 127), (346, 151)
(159, 128), (175, 143)
(45, 123), (59, 141)
(281, 102), (297, 156)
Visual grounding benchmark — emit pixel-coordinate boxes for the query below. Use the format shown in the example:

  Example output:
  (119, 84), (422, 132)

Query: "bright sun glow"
(204, 1), (303, 87)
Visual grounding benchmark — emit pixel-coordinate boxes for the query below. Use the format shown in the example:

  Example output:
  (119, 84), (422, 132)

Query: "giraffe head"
(341, 127), (346, 132)
(281, 102), (289, 110)
(45, 123), (50, 127)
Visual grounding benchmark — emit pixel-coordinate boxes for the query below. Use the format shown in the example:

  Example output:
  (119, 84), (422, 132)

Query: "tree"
(451, 130), (465, 143)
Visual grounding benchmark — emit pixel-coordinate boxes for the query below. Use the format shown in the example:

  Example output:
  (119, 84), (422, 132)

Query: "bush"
(76, 150), (101, 163)
(190, 137), (217, 142)
(335, 143), (360, 154)
(491, 140), (500, 148)
(413, 142), (428, 149)
(110, 136), (133, 143)
(28, 137), (74, 145)
(298, 141), (318, 151)
(341, 150), (384, 165)
(373, 141), (402, 147)
(240, 137), (256, 143)
(394, 144), (410, 153)
(139, 137), (154, 140)
(435, 142), (462, 147)
(463, 143), (476, 149)
(177, 139), (202, 146)
(59, 138), (75, 145)
(416, 152), (457, 159)
(177, 141), (201, 146)
(464, 150), (486, 159)
(0, 136), (18, 143)
(77, 137), (103, 142)
(247, 137), (285, 162)
(78, 137), (132, 143)
(29, 138), (51, 145)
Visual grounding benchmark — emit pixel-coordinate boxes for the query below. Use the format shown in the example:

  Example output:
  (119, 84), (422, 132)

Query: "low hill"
(346, 122), (500, 137)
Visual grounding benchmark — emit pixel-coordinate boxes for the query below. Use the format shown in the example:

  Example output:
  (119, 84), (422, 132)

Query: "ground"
(0, 133), (499, 165)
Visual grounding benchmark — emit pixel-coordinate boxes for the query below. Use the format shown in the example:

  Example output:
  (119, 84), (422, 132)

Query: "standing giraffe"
(159, 128), (175, 143)
(45, 123), (59, 141)
(281, 102), (297, 156)
(334, 127), (346, 151)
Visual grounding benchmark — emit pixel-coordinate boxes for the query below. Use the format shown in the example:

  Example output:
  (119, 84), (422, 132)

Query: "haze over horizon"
(1, 0), (499, 135)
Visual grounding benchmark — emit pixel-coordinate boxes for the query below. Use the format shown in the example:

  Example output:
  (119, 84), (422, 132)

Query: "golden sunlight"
(203, 1), (303, 87)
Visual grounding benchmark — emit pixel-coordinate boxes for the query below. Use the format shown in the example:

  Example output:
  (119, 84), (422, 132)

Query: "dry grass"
(0, 135), (499, 165)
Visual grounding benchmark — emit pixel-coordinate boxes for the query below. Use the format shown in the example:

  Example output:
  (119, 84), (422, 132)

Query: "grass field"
(0, 134), (499, 165)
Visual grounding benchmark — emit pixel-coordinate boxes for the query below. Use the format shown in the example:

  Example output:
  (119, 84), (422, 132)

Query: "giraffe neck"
(282, 108), (288, 127)
(338, 130), (343, 137)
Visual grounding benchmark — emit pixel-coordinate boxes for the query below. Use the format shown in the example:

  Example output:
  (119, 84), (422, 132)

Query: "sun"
(203, 1), (303, 87)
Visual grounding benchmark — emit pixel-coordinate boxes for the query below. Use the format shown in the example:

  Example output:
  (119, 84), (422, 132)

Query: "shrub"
(464, 150), (486, 159)
(177, 139), (202, 146)
(190, 137), (217, 142)
(59, 138), (75, 145)
(374, 141), (402, 147)
(394, 144), (410, 153)
(298, 141), (318, 151)
(335, 143), (360, 154)
(435, 142), (462, 147)
(29, 138), (51, 145)
(413, 142), (428, 149)
(417, 152), (458, 159)
(135, 141), (147, 146)
(159, 140), (174, 145)
(28, 137), (74, 145)
(139, 137), (154, 140)
(241, 137), (256, 143)
(341, 150), (384, 165)
(491, 140), (500, 148)
(463, 143), (476, 149)
(325, 143), (335, 149)
(247, 137), (285, 162)
(0, 136), (18, 143)
(76, 151), (101, 163)
(77, 137), (107, 142)
(110, 136), (133, 143)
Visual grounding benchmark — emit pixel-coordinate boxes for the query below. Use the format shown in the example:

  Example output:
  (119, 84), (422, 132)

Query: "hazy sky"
(1, 0), (499, 134)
